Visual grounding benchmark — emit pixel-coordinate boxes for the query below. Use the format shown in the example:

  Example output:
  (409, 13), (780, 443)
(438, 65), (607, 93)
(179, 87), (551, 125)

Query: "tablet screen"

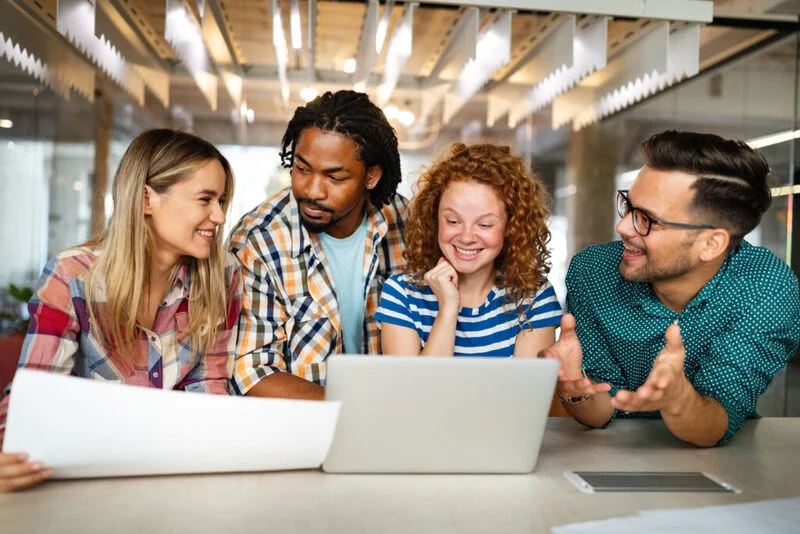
(566, 471), (739, 493)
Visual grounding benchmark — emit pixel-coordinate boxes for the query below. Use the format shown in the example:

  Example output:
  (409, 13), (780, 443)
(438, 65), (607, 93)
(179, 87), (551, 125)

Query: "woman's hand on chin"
(423, 257), (460, 314)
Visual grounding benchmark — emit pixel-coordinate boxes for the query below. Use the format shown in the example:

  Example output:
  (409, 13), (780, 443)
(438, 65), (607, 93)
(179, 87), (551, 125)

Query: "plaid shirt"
(229, 187), (407, 394)
(0, 248), (242, 438)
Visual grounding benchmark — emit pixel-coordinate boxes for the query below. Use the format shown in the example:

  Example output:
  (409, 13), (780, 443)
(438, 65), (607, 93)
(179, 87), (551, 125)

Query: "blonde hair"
(84, 129), (235, 364)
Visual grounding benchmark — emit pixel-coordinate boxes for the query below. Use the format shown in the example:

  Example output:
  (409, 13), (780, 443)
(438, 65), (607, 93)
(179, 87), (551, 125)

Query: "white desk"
(2, 418), (799, 533)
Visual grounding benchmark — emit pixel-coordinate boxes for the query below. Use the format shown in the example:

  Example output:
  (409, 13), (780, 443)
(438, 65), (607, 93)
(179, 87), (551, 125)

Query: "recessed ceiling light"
(383, 105), (399, 119)
(0, 119), (13, 129)
(398, 110), (415, 127)
(300, 87), (319, 102)
(343, 58), (357, 74)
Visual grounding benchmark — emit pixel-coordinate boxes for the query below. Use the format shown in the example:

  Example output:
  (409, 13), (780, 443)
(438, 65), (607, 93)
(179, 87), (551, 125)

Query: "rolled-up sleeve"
(230, 241), (290, 395)
(565, 254), (626, 428)
(694, 275), (800, 444)
(0, 257), (81, 437)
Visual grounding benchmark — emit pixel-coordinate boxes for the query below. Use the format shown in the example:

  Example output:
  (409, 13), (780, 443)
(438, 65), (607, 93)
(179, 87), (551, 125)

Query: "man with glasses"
(542, 130), (800, 446)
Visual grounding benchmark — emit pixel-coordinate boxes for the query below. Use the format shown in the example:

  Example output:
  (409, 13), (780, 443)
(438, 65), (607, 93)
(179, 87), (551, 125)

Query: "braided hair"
(279, 90), (402, 207)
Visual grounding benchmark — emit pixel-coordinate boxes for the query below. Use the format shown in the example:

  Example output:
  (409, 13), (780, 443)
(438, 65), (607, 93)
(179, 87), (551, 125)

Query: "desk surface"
(2, 418), (799, 533)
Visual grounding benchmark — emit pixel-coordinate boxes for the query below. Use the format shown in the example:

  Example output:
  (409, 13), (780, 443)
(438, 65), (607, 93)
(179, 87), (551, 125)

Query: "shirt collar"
(174, 260), (190, 288)
(685, 241), (746, 309)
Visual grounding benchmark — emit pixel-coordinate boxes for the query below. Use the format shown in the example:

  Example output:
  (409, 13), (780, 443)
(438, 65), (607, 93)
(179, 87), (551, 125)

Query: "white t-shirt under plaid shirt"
(375, 273), (562, 356)
(228, 187), (407, 393)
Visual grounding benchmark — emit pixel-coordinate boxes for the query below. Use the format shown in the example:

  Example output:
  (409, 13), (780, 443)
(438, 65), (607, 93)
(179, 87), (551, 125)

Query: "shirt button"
(153, 371), (159, 378)
(150, 336), (157, 342)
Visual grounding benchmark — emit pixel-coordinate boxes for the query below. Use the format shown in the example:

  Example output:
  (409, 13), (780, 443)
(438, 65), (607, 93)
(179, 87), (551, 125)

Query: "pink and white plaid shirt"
(0, 247), (242, 438)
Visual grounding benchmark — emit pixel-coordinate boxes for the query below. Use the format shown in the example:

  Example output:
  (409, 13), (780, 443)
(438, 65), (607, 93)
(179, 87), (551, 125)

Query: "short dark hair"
(279, 90), (402, 207)
(640, 130), (772, 248)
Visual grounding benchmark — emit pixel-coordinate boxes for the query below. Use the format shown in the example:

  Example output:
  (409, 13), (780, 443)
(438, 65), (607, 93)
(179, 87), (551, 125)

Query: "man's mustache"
(297, 198), (334, 213)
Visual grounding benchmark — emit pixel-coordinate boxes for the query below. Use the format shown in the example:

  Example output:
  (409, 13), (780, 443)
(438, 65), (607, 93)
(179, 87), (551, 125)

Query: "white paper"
(552, 497), (800, 534)
(3, 369), (341, 478)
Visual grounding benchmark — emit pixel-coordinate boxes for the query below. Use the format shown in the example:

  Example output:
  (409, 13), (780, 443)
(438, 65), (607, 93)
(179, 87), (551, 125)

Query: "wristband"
(556, 390), (591, 405)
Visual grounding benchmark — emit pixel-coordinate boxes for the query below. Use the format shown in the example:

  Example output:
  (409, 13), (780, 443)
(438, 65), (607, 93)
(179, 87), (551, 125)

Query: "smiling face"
(437, 180), (508, 279)
(291, 127), (382, 238)
(144, 158), (227, 266)
(616, 166), (702, 283)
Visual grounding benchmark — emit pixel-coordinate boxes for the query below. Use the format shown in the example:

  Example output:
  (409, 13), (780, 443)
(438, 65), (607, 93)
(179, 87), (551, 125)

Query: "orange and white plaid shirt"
(228, 187), (407, 394)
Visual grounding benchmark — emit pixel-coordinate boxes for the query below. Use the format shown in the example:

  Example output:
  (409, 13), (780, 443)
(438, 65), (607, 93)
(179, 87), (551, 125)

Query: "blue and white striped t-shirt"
(375, 273), (562, 357)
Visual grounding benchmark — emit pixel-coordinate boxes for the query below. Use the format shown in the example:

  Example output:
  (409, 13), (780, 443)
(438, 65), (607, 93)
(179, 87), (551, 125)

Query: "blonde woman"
(0, 129), (242, 491)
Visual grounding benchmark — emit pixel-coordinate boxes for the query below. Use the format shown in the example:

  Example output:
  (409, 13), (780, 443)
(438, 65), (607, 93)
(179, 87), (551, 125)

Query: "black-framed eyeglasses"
(616, 190), (716, 237)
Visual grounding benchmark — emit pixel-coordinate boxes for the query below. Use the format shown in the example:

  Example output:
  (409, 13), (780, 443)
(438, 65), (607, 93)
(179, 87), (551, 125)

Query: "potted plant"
(0, 284), (32, 393)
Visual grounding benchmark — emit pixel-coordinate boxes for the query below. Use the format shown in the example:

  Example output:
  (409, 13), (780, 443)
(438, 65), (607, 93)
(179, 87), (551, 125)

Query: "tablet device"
(564, 471), (741, 493)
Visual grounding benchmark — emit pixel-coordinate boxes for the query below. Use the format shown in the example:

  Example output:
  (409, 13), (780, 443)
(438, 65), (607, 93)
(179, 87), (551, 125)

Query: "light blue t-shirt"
(318, 214), (369, 354)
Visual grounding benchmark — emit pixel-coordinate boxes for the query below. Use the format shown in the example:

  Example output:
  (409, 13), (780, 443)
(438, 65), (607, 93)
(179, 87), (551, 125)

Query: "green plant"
(1, 284), (33, 334)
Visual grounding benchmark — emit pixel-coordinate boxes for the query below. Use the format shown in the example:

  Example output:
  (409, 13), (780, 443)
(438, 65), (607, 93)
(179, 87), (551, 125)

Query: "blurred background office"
(0, 0), (798, 414)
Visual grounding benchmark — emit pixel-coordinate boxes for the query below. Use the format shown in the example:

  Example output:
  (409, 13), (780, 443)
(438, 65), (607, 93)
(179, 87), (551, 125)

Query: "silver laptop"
(322, 355), (559, 474)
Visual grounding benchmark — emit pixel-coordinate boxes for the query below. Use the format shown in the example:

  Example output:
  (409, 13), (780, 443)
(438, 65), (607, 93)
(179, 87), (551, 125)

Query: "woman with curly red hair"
(374, 142), (562, 358)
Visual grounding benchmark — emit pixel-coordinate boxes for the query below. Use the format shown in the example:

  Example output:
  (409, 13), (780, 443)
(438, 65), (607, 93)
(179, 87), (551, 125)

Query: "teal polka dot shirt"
(566, 240), (800, 444)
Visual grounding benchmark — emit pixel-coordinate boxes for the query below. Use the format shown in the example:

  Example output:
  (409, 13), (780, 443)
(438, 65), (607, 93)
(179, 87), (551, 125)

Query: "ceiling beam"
(205, 0), (246, 69)
(423, 0), (713, 23)
(307, 0), (317, 82)
(352, 0), (379, 91)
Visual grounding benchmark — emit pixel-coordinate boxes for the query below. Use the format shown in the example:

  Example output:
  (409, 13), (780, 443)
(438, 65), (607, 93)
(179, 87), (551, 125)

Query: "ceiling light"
(746, 129), (800, 149)
(383, 105), (399, 119)
(376, 0), (395, 55)
(343, 58), (357, 74)
(376, 14), (389, 54)
(290, 0), (302, 50)
(0, 119), (12, 128)
(397, 110), (415, 127)
(377, 3), (415, 107)
(300, 87), (319, 102)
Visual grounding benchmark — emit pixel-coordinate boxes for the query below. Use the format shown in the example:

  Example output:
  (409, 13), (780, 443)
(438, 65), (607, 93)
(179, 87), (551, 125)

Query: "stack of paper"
(552, 497), (800, 533)
(3, 369), (341, 478)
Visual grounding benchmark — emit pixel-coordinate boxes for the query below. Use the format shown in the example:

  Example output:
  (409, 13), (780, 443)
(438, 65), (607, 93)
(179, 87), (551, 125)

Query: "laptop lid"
(322, 356), (558, 474)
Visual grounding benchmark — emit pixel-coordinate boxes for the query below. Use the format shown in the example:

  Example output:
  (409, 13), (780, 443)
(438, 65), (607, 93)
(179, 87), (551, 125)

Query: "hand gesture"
(539, 314), (610, 397)
(611, 323), (690, 414)
(423, 257), (460, 313)
(0, 441), (52, 492)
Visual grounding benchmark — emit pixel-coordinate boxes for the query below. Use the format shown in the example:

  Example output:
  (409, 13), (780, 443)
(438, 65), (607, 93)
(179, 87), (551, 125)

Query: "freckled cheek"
(478, 228), (505, 249)
(437, 225), (457, 246)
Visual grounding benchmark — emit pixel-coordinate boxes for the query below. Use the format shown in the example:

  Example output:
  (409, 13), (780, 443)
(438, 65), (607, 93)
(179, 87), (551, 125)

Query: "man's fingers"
(664, 323), (685, 352)
(611, 390), (632, 409)
(559, 314), (577, 338)
(649, 359), (678, 390)
(557, 378), (610, 396)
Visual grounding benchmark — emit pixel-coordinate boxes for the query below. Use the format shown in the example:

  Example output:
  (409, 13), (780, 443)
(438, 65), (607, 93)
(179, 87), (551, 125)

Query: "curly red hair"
(404, 142), (552, 307)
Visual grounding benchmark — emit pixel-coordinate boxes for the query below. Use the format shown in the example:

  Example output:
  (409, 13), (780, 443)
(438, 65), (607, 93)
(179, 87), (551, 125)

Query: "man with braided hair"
(542, 130), (800, 446)
(229, 90), (407, 400)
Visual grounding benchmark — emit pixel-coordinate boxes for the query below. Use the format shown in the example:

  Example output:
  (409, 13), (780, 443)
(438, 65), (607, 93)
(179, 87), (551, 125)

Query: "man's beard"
(301, 217), (333, 233)
(619, 255), (694, 283)
(297, 199), (337, 233)
(619, 237), (696, 283)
